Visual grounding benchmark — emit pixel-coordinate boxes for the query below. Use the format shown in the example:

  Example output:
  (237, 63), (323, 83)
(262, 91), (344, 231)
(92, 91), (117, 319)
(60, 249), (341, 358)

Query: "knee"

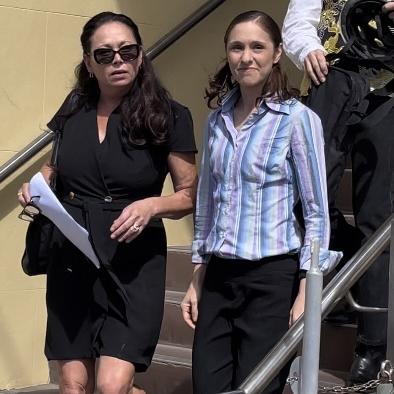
(60, 381), (91, 394)
(96, 379), (131, 394)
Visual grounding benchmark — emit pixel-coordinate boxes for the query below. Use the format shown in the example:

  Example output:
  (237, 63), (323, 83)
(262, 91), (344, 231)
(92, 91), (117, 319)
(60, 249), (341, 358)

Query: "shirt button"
(104, 195), (113, 203)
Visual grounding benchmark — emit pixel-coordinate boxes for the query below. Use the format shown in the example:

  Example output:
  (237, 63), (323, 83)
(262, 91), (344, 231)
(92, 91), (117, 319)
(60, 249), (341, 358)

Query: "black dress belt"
(59, 192), (141, 311)
(61, 192), (134, 210)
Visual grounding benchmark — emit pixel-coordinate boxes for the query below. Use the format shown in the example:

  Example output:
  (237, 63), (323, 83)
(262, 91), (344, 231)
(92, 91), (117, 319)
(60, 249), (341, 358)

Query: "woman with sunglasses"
(17, 11), (197, 394)
(181, 11), (342, 394)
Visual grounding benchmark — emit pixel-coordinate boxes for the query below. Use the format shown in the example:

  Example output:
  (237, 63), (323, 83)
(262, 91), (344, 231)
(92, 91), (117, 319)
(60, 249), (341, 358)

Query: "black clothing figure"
(283, 0), (394, 385)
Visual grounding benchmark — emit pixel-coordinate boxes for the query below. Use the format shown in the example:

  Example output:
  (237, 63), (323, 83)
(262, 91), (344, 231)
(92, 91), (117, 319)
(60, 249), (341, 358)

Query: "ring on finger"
(131, 224), (141, 232)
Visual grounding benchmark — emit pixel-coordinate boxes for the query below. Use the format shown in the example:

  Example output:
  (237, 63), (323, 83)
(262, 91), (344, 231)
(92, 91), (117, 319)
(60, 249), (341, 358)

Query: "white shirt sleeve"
(282, 0), (326, 70)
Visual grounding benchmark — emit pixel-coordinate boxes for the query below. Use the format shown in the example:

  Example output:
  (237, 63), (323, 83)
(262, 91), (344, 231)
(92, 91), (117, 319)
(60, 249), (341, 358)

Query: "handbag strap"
(49, 131), (62, 190)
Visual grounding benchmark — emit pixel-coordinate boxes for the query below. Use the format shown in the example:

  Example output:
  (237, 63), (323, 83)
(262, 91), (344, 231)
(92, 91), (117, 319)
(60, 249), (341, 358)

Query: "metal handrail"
(0, 0), (226, 184)
(145, 0), (225, 59)
(223, 213), (394, 394)
(346, 290), (388, 313)
(0, 131), (54, 183)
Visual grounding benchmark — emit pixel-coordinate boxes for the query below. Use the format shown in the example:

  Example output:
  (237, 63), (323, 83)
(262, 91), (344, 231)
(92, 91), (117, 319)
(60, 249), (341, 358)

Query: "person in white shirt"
(283, 0), (394, 386)
(283, 0), (394, 84)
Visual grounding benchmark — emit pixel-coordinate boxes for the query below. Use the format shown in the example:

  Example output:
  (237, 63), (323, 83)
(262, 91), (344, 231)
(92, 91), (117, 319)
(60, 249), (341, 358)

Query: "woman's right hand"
(17, 183), (31, 207)
(181, 264), (206, 329)
(17, 164), (54, 207)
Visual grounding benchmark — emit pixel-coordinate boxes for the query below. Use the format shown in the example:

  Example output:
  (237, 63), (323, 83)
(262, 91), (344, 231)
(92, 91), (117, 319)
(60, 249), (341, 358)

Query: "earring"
(89, 72), (94, 78)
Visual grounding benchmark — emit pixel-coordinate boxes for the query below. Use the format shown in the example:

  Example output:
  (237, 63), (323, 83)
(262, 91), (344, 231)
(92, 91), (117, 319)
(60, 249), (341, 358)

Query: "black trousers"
(192, 255), (299, 394)
(305, 66), (394, 346)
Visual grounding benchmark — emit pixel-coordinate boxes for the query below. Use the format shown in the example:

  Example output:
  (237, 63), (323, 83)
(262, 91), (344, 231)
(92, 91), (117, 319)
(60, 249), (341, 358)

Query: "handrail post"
(237, 214), (393, 394)
(300, 240), (323, 394)
(387, 218), (394, 362)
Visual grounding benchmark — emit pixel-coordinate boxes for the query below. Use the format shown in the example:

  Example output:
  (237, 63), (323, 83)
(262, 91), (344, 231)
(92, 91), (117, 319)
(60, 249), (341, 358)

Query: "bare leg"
(57, 359), (95, 394)
(96, 356), (135, 394)
(130, 385), (146, 394)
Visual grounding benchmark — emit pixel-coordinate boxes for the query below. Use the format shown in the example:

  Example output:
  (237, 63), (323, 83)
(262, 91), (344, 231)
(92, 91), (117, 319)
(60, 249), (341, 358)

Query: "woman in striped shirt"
(181, 10), (342, 394)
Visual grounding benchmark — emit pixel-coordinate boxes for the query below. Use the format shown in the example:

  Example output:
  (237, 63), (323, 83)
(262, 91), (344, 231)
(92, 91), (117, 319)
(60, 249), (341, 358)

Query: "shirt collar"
(221, 86), (291, 116)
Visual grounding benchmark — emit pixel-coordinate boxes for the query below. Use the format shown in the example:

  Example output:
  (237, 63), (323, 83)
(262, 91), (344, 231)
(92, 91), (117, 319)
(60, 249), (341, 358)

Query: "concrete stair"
(134, 249), (194, 394)
(1, 250), (357, 394)
(8, 154), (357, 393)
(0, 385), (58, 394)
(132, 249), (357, 393)
(8, 162), (356, 393)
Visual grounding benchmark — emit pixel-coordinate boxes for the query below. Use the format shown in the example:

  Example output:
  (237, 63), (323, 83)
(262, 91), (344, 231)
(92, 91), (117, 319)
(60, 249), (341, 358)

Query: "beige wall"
(0, 0), (301, 388)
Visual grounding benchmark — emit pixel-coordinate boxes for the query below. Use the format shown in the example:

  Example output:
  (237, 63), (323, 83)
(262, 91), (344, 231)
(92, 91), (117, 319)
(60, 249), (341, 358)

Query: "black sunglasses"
(92, 44), (141, 65)
(18, 196), (41, 222)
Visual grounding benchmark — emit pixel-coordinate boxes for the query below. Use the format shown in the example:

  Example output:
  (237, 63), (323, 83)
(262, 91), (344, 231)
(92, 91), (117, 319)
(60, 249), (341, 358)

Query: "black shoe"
(348, 343), (386, 385)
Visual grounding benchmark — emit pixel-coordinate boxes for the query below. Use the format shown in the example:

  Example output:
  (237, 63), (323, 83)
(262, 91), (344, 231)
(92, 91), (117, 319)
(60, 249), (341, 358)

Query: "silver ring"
(131, 224), (141, 232)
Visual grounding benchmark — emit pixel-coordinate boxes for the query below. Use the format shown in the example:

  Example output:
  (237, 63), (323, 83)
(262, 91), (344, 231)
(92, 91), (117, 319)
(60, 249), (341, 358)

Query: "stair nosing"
(167, 246), (192, 254)
(153, 343), (192, 368)
(165, 289), (185, 305)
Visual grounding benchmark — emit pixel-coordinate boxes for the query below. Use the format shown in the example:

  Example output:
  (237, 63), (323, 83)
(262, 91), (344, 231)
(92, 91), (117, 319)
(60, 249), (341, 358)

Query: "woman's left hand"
(289, 278), (306, 326)
(110, 198), (155, 243)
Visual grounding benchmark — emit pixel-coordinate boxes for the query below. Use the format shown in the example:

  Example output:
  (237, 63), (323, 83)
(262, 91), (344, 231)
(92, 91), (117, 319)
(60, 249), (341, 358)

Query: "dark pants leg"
(305, 69), (393, 382)
(351, 94), (394, 346)
(192, 255), (299, 394)
(305, 68), (367, 262)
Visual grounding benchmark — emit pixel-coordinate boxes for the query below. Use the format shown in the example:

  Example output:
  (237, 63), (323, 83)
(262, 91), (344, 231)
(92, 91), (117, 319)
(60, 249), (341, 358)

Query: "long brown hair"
(74, 12), (171, 146)
(206, 10), (298, 109)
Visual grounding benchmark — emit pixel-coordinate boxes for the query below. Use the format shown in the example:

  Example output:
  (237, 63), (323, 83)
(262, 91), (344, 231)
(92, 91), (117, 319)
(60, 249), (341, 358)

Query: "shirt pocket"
(208, 130), (232, 184)
(241, 135), (289, 185)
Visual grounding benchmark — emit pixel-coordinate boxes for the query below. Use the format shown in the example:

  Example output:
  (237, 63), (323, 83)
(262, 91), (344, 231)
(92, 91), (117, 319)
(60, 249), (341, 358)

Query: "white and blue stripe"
(192, 87), (342, 273)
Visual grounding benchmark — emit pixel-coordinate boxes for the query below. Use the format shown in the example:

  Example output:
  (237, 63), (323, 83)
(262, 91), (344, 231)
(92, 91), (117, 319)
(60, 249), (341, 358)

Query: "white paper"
(29, 172), (100, 268)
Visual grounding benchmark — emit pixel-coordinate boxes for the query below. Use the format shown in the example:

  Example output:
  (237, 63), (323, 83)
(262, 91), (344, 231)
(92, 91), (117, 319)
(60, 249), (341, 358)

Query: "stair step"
(284, 369), (346, 394)
(153, 343), (192, 367)
(0, 370), (347, 394)
(0, 369), (347, 394)
(47, 249), (357, 392)
(166, 248), (193, 292)
(135, 343), (192, 394)
(319, 369), (347, 387)
(320, 322), (356, 372)
(161, 290), (194, 347)
(0, 384), (58, 394)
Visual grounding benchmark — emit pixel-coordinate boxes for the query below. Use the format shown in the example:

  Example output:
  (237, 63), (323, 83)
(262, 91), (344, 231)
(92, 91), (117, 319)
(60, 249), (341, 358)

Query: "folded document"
(29, 172), (100, 268)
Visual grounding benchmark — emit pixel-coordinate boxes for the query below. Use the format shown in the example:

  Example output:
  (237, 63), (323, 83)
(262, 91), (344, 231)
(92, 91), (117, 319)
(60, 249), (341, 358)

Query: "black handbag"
(21, 131), (62, 276)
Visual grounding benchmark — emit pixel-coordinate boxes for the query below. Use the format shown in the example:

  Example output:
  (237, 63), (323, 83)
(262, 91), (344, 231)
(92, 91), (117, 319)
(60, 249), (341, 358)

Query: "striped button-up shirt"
(192, 88), (342, 273)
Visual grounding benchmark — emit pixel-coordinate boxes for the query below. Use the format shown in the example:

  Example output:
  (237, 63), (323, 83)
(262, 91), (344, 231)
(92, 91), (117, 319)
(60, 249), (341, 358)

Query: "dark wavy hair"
(206, 10), (299, 109)
(74, 12), (171, 146)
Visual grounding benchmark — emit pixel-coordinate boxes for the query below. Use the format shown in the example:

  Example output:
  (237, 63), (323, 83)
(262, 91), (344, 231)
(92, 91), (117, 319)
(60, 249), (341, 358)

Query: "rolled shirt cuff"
(299, 44), (327, 70)
(299, 246), (343, 274)
(191, 248), (210, 264)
